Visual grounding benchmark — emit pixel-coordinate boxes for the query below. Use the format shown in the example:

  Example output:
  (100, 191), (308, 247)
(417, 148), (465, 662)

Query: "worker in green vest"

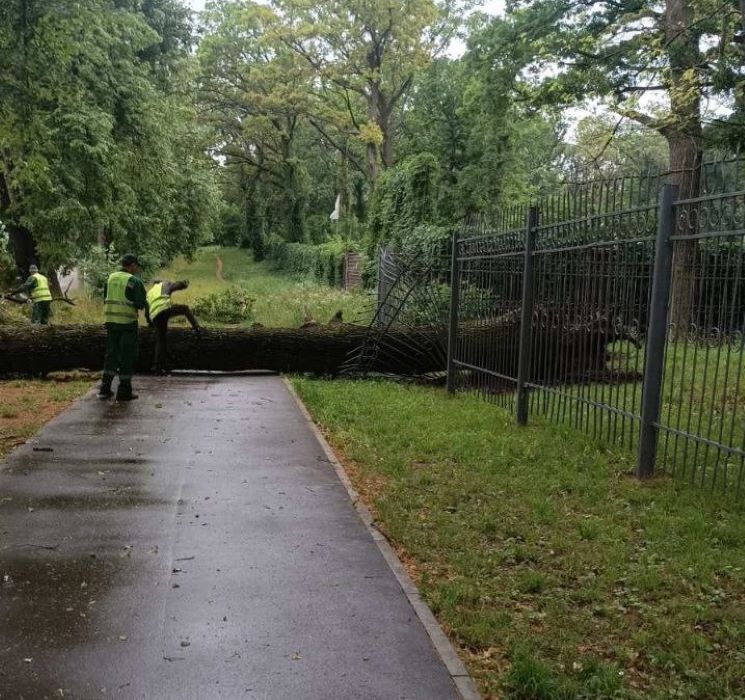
(9, 264), (53, 324)
(98, 254), (146, 401)
(145, 279), (201, 374)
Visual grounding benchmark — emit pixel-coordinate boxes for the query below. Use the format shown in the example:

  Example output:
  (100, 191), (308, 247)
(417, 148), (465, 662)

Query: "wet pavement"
(0, 375), (459, 699)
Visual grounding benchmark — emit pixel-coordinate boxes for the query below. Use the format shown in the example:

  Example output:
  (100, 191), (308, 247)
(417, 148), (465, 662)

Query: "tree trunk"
(46, 268), (63, 298)
(0, 314), (635, 383)
(0, 325), (417, 376)
(7, 223), (37, 274)
(664, 0), (703, 335)
(379, 106), (394, 170)
(366, 143), (379, 184)
(667, 134), (702, 336)
(365, 81), (382, 183)
(337, 148), (350, 222)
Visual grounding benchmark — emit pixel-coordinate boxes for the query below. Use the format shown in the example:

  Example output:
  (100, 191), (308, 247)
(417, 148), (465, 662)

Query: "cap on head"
(29, 264), (39, 274)
(121, 254), (139, 268)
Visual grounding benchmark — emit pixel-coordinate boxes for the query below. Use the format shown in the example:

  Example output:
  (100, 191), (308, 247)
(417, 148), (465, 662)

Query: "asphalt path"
(0, 374), (460, 700)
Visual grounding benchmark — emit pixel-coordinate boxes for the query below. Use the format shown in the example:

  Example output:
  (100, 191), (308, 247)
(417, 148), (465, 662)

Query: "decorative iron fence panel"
(451, 208), (527, 411)
(654, 187), (745, 496)
(447, 160), (745, 499)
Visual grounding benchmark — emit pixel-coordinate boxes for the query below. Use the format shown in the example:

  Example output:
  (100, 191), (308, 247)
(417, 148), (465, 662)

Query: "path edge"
(1, 385), (98, 471)
(283, 377), (482, 700)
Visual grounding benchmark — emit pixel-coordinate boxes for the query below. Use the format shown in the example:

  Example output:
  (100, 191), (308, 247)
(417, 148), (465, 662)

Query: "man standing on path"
(98, 254), (146, 401)
(145, 278), (201, 374)
(8, 264), (53, 324)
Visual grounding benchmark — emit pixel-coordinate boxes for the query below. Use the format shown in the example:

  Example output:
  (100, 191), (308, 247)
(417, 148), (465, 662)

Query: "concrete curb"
(283, 377), (482, 700)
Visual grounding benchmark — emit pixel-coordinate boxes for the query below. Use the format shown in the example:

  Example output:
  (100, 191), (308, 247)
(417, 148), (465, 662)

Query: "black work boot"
(98, 376), (114, 400)
(115, 381), (138, 402)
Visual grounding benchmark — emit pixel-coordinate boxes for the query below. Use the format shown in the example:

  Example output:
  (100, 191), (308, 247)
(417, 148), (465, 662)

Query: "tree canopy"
(0, 0), (218, 277)
(1, 0), (743, 277)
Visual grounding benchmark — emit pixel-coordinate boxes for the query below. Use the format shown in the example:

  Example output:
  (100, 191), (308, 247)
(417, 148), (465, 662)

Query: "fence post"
(637, 183), (677, 478)
(516, 206), (538, 425)
(446, 228), (461, 395)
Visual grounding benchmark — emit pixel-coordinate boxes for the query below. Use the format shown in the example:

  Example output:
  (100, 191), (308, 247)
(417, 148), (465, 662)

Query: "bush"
(79, 245), (160, 295)
(264, 234), (360, 287)
(192, 285), (254, 324)
(398, 223), (453, 269)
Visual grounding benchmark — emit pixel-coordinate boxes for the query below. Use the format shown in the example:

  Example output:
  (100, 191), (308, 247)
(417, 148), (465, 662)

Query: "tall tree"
(199, 0), (315, 243)
(505, 0), (745, 325)
(0, 0), (217, 277)
(276, 0), (468, 184)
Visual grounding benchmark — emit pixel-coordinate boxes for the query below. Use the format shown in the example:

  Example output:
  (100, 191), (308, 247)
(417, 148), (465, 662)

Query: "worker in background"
(145, 279), (201, 374)
(98, 254), (146, 401)
(9, 264), (53, 324)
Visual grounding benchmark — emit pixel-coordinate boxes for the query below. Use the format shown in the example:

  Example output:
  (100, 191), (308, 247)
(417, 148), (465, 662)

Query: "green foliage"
(214, 203), (243, 247)
(78, 244), (159, 296)
(265, 234), (357, 286)
(274, 0), (468, 181)
(305, 214), (332, 244)
(0, 0), (219, 272)
(78, 245), (122, 296)
(198, 1), (312, 246)
(367, 154), (442, 247)
(191, 285), (254, 324)
(0, 222), (16, 288)
(567, 116), (669, 178)
(398, 224), (452, 267)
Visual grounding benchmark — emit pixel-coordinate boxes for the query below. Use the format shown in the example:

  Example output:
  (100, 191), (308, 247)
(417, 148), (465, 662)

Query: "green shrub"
(192, 285), (254, 324)
(264, 234), (362, 288)
(79, 244), (160, 295)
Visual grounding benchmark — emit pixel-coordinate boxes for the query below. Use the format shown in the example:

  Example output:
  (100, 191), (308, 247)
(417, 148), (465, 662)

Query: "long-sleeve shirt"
(145, 279), (188, 325)
(11, 276), (38, 295)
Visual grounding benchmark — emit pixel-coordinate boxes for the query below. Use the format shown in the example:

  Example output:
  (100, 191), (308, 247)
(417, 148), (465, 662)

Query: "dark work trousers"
(102, 324), (139, 390)
(152, 304), (199, 371)
(31, 301), (51, 325)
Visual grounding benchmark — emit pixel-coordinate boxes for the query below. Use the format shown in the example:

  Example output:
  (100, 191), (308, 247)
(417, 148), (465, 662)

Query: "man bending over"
(145, 279), (201, 374)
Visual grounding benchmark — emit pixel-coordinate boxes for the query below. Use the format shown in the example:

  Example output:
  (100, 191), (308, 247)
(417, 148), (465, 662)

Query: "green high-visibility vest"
(104, 271), (138, 325)
(147, 282), (171, 321)
(30, 273), (52, 302)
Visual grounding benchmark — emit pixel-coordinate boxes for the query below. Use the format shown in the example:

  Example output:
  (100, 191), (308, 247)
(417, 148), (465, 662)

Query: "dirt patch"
(0, 380), (91, 459)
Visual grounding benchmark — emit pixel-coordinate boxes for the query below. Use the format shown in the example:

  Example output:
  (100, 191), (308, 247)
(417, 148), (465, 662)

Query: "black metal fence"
(448, 160), (745, 498)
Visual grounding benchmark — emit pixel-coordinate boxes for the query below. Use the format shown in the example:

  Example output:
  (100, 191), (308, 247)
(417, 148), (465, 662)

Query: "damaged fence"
(447, 159), (745, 498)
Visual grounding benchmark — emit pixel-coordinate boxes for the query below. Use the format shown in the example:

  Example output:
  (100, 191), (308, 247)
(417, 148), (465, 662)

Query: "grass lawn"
(0, 378), (92, 459)
(529, 339), (745, 495)
(53, 246), (371, 328)
(293, 377), (745, 700)
(160, 246), (372, 327)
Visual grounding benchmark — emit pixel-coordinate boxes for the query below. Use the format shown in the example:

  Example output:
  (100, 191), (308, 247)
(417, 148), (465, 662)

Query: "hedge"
(265, 234), (349, 287)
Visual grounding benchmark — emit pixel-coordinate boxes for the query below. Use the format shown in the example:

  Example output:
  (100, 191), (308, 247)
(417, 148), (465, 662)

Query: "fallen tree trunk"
(0, 314), (637, 381)
(0, 325), (390, 376)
